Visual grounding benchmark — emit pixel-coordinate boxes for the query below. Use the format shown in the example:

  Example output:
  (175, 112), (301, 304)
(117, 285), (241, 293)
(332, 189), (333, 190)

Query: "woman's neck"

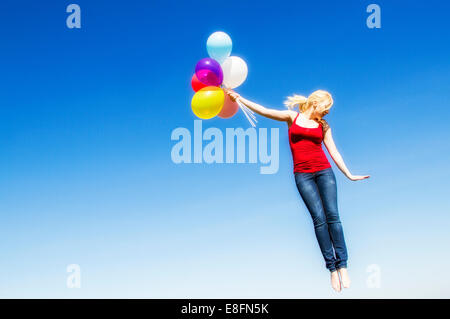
(301, 109), (315, 120)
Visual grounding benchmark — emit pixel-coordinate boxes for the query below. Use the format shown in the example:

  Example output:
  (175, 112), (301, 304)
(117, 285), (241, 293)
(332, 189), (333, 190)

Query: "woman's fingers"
(225, 88), (236, 96)
(225, 89), (240, 102)
(226, 91), (235, 100)
(352, 175), (370, 181)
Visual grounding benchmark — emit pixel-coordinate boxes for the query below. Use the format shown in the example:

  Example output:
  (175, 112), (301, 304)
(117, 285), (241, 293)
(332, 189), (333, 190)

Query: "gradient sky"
(1, 0), (449, 298)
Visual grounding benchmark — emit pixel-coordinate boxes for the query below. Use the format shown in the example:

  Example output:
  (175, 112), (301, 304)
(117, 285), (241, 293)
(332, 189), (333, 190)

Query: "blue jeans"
(294, 167), (348, 272)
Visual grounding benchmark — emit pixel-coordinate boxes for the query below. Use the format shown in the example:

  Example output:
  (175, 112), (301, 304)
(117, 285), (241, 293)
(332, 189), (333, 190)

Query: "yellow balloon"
(191, 86), (225, 119)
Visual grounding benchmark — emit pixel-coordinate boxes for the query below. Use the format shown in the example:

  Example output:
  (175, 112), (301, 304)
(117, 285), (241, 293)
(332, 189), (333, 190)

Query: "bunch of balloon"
(190, 31), (257, 126)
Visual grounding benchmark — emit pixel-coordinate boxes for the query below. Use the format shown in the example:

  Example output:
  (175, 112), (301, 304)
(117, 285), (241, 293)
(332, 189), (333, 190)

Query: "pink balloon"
(218, 94), (239, 119)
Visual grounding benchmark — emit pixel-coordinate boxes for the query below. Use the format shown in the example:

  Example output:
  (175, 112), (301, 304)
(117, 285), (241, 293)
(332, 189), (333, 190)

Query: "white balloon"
(207, 31), (232, 64)
(221, 56), (248, 89)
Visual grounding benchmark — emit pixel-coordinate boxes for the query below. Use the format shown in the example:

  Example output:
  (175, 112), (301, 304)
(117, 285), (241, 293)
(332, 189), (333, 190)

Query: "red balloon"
(191, 74), (209, 92)
(218, 93), (239, 119)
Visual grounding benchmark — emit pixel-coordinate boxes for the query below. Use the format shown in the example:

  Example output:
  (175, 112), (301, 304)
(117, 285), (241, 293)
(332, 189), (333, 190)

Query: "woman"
(225, 89), (370, 292)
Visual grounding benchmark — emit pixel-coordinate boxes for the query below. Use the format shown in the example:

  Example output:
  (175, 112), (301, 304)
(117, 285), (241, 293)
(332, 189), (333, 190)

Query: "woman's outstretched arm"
(225, 89), (295, 123)
(323, 129), (370, 181)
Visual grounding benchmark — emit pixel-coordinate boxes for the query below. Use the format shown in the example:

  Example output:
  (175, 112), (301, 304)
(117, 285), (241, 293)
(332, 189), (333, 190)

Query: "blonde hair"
(284, 90), (333, 134)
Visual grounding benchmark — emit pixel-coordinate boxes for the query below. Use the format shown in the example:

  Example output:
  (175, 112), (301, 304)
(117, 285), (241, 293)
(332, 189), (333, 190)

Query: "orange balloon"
(218, 93), (239, 119)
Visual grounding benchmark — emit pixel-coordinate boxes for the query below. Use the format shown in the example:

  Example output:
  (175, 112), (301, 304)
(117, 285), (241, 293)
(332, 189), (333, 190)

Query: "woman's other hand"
(347, 174), (370, 181)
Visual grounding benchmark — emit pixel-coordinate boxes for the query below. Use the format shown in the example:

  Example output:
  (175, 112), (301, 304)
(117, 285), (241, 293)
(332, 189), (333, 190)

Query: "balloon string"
(243, 105), (255, 116)
(238, 102), (254, 126)
(244, 106), (257, 122)
(240, 102), (257, 123)
(237, 100), (256, 127)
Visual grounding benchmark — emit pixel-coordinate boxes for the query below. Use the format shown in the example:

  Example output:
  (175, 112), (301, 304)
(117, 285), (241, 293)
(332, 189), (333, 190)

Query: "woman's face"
(313, 101), (330, 117)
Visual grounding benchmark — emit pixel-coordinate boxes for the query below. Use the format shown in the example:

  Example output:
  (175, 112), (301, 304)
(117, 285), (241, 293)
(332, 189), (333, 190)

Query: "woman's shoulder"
(288, 110), (299, 117)
(320, 118), (330, 132)
(287, 110), (299, 121)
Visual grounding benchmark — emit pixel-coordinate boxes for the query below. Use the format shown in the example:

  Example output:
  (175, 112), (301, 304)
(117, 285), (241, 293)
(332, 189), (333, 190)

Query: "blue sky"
(0, 0), (450, 298)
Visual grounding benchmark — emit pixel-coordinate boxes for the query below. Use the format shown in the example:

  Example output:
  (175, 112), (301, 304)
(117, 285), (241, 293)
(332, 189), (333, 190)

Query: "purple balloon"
(195, 58), (223, 86)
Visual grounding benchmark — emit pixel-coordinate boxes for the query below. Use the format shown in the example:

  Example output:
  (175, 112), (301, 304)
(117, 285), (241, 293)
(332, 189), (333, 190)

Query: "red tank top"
(288, 113), (332, 173)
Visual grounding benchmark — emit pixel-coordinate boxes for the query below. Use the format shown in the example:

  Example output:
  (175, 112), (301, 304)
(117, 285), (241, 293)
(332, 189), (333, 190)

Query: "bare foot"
(338, 268), (351, 288)
(330, 271), (341, 292)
